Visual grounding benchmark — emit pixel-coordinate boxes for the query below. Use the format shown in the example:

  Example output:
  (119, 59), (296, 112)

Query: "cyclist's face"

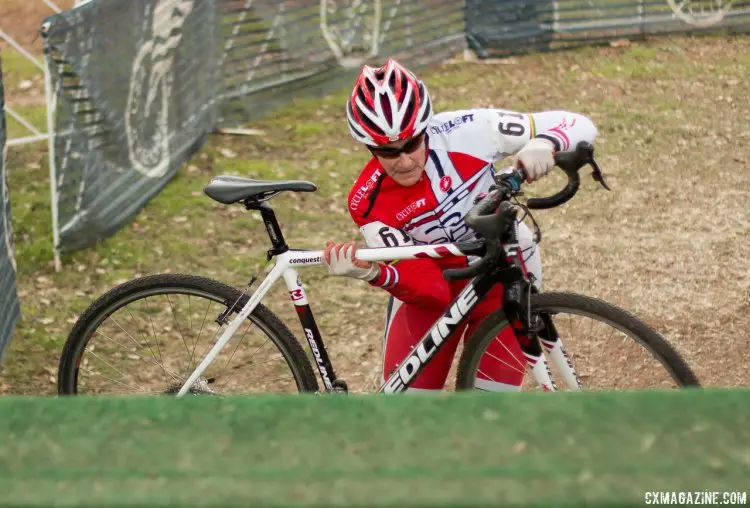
(369, 133), (426, 187)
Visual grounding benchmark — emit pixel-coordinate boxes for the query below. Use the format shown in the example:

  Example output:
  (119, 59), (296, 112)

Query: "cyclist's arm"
(491, 108), (598, 158)
(429, 108), (598, 160)
(358, 221), (453, 311)
(524, 109), (598, 154)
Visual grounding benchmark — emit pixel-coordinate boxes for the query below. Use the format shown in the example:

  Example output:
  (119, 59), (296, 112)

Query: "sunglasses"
(368, 133), (425, 159)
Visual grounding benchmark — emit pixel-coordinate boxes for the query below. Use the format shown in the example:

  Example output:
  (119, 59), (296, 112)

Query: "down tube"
(282, 268), (337, 392)
(378, 273), (497, 394)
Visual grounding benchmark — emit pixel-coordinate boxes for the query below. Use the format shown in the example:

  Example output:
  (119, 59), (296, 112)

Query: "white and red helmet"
(346, 58), (433, 146)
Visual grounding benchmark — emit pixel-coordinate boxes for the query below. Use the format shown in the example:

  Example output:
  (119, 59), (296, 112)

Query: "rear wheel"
(455, 292), (700, 391)
(58, 274), (319, 396)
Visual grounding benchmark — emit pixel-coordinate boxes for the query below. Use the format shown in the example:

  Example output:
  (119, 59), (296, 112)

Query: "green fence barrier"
(0, 388), (747, 507)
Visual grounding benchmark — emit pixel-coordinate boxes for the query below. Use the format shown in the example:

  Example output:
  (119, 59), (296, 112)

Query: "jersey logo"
(429, 114), (474, 135)
(439, 176), (452, 192)
(349, 168), (382, 211)
(395, 198), (427, 222)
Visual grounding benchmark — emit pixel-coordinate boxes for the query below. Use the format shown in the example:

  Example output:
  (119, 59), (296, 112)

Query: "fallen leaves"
(610, 39), (631, 47)
(512, 441), (527, 454)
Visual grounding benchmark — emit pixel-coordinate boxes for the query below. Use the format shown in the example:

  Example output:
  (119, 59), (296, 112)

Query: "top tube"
(281, 244), (465, 267)
(353, 244), (464, 262)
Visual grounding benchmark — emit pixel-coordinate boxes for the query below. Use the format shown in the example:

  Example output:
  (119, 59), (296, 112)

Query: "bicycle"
(58, 141), (700, 396)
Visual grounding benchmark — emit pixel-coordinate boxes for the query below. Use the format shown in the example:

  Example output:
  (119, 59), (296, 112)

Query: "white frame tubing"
(176, 244), (465, 396)
(176, 242), (572, 396)
(176, 249), (324, 396)
(355, 243), (464, 262)
(524, 352), (558, 392)
(542, 338), (584, 391)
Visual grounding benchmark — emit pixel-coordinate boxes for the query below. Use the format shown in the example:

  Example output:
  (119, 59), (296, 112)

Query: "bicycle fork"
(501, 236), (582, 392)
(499, 262), (558, 392)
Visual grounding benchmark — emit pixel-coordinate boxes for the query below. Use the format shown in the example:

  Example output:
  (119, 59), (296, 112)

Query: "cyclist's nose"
(395, 152), (415, 168)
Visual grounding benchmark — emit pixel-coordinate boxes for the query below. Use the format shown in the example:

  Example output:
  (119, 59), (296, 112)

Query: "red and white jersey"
(347, 107), (598, 310)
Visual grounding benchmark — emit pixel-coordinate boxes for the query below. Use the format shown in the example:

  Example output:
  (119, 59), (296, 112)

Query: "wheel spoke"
(143, 296), (171, 386)
(83, 349), (150, 392)
(123, 307), (164, 372)
(165, 293), (193, 361)
(212, 320), (255, 389)
(214, 339), (278, 391)
(92, 328), (182, 383)
(188, 298), (214, 373)
(485, 340), (526, 374)
(79, 366), (147, 393)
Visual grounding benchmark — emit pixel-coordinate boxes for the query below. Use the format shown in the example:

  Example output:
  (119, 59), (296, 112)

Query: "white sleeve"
(529, 110), (598, 153)
(428, 108), (598, 160)
(428, 108), (516, 161)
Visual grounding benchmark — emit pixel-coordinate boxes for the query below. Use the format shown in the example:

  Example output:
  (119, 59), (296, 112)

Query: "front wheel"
(455, 292), (700, 391)
(58, 274), (319, 396)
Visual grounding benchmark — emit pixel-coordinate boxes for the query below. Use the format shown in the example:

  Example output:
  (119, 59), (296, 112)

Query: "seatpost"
(244, 200), (289, 258)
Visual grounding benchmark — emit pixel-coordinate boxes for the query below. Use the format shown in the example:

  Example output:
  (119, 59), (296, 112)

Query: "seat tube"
(281, 267), (338, 392)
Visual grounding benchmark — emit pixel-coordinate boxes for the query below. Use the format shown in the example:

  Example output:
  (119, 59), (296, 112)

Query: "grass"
(0, 50), (48, 140)
(0, 388), (748, 506)
(1, 33), (750, 395)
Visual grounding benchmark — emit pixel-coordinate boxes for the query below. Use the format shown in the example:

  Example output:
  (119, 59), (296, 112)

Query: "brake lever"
(589, 156), (611, 191)
(442, 240), (499, 281)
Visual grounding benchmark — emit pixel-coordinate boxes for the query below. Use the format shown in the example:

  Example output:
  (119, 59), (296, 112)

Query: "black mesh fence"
(42, 0), (223, 253)
(0, 57), (22, 372)
(218, 0), (466, 126)
(38, 0), (750, 253)
(40, 0), (466, 253)
(466, 0), (750, 57)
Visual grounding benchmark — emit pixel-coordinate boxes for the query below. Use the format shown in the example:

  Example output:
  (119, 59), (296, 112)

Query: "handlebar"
(442, 141), (609, 281)
(527, 140), (607, 209)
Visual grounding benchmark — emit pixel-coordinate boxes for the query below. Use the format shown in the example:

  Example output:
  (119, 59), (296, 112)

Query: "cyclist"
(323, 58), (598, 393)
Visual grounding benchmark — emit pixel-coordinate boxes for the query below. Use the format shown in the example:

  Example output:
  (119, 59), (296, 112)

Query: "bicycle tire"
(455, 292), (700, 390)
(58, 273), (319, 395)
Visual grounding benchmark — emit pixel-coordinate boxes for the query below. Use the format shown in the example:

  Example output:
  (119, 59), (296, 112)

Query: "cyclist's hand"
(473, 191), (489, 205)
(323, 241), (379, 281)
(513, 138), (556, 183)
